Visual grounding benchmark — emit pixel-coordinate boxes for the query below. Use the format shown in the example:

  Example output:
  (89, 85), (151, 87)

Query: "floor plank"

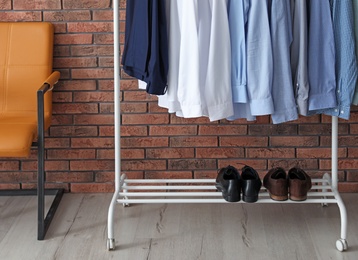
(0, 193), (358, 259)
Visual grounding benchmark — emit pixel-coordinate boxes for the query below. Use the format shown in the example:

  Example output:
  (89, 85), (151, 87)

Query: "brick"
(121, 126), (148, 136)
(46, 171), (94, 182)
(98, 80), (114, 90)
(55, 57), (97, 68)
(53, 92), (73, 102)
(56, 80), (97, 92)
(99, 126), (113, 136)
(121, 137), (168, 148)
(299, 124), (348, 135)
(63, 0), (111, 9)
(291, 114), (321, 123)
(0, 161), (20, 171)
(148, 102), (168, 113)
(150, 126), (197, 136)
(71, 138), (114, 148)
(71, 45), (113, 56)
(122, 160), (167, 171)
(194, 171), (218, 179)
(348, 148), (358, 158)
(122, 114), (169, 125)
(269, 159), (318, 170)
(100, 104), (114, 113)
(22, 161), (69, 171)
(53, 23), (67, 33)
(53, 103), (98, 114)
(44, 10), (91, 21)
(71, 183), (114, 193)
(50, 126), (98, 137)
(218, 160), (267, 170)
(0, 11), (41, 21)
(94, 34), (113, 45)
(350, 124), (358, 134)
(171, 136), (218, 147)
(22, 183), (70, 192)
(73, 91), (114, 102)
(56, 69), (70, 79)
(220, 136), (268, 147)
(320, 159), (358, 170)
(45, 138), (71, 148)
(123, 91), (158, 102)
(47, 149), (96, 159)
(0, 172), (36, 183)
(170, 115), (214, 125)
(97, 149), (114, 159)
(13, 0), (61, 10)
(146, 148), (194, 159)
(297, 148), (346, 158)
(51, 115), (73, 125)
(196, 147), (244, 158)
(0, 184), (20, 190)
(99, 57), (114, 67)
(93, 10), (114, 20)
(54, 46), (70, 57)
(70, 160), (114, 171)
(347, 171), (358, 182)
(199, 125), (247, 135)
(249, 124), (297, 135)
(270, 136), (319, 147)
(247, 148), (295, 158)
(321, 135), (358, 147)
(145, 171), (193, 179)
(72, 68), (114, 79)
(121, 103), (147, 113)
(168, 159), (217, 170)
(74, 115), (114, 125)
(68, 22), (113, 33)
(95, 171), (114, 182)
(0, 0), (11, 9)
(338, 182), (358, 193)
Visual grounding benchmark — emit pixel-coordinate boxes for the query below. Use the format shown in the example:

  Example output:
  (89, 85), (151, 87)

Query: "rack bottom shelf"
(116, 174), (337, 204)
(108, 173), (348, 252)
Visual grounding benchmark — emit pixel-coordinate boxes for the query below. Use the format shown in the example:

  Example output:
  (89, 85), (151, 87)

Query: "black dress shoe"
(241, 165), (262, 203)
(215, 165), (241, 202)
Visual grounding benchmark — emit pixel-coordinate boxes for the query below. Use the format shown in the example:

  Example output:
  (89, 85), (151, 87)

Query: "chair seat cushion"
(0, 123), (37, 157)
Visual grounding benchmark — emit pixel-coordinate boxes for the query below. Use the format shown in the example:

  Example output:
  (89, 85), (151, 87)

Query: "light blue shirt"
(290, 0), (309, 116)
(353, 0), (358, 106)
(227, 0), (255, 121)
(246, 0), (274, 116)
(270, 0), (298, 124)
(312, 0), (358, 120)
(307, 0), (337, 112)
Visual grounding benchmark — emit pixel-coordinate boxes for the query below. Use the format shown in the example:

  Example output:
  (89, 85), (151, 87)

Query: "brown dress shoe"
(288, 167), (312, 201)
(263, 167), (288, 201)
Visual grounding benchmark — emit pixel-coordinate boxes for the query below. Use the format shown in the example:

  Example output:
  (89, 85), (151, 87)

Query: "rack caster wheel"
(107, 238), (115, 251)
(336, 239), (348, 252)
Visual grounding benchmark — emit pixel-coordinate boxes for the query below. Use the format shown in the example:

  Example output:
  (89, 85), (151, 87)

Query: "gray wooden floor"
(0, 193), (358, 260)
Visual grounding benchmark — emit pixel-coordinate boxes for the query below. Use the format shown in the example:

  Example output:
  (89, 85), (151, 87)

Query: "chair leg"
(37, 84), (64, 240)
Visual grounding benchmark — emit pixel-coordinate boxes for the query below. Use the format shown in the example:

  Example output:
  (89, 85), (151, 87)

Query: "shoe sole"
(242, 195), (259, 203)
(269, 193), (288, 201)
(289, 195), (307, 201)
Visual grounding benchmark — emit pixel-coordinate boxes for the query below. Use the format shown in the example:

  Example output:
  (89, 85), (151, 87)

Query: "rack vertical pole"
(107, 0), (120, 250)
(331, 116), (338, 190)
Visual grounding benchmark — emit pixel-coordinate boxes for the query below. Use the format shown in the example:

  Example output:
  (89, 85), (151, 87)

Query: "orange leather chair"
(0, 22), (63, 240)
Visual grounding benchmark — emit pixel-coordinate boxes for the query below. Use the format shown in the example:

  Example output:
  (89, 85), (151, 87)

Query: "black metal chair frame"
(0, 83), (64, 240)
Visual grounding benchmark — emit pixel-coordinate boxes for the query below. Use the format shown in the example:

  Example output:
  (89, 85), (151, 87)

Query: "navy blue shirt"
(122, 0), (168, 95)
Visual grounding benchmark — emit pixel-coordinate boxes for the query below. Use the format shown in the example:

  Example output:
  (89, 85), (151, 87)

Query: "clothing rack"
(107, 0), (348, 252)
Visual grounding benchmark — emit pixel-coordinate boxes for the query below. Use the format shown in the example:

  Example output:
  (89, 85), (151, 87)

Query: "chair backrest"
(0, 22), (54, 118)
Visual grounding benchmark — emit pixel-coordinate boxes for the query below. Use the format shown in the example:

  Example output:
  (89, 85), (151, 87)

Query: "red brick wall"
(1, 0), (358, 193)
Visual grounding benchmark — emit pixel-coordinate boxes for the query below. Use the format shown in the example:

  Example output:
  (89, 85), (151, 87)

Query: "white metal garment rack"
(107, 0), (348, 252)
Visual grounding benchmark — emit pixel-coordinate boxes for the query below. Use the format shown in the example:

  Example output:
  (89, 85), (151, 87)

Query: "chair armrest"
(44, 71), (60, 91)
